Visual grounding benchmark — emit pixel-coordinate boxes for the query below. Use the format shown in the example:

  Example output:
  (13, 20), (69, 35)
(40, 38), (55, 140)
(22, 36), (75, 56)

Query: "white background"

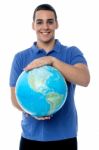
(0, 0), (99, 149)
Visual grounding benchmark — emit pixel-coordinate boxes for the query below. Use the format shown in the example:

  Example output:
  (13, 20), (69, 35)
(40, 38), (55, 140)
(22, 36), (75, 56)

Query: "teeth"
(41, 32), (49, 35)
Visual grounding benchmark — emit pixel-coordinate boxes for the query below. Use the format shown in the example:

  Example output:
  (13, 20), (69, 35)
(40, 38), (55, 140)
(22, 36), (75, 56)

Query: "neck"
(36, 40), (56, 52)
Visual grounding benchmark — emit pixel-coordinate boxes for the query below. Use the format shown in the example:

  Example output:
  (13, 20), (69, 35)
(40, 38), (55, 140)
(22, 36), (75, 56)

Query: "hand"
(24, 112), (52, 120)
(24, 56), (55, 71)
(33, 116), (51, 120)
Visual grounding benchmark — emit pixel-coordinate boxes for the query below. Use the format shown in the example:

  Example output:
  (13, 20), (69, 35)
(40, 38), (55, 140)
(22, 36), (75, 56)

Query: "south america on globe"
(15, 65), (68, 117)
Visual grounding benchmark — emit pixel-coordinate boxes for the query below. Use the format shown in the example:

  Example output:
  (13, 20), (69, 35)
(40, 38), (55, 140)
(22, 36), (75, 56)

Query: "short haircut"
(33, 4), (57, 21)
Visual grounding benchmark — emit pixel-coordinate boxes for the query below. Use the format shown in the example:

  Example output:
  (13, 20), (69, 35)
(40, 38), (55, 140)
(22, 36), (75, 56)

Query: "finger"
(34, 116), (51, 120)
(24, 64), (34, 71)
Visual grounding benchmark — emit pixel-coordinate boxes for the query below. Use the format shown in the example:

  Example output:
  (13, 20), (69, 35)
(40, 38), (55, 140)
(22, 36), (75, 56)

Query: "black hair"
(33, 4), (57, 21)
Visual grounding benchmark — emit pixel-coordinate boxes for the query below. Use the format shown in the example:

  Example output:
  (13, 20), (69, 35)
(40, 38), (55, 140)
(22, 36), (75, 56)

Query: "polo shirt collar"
(31, 39), (61, 54)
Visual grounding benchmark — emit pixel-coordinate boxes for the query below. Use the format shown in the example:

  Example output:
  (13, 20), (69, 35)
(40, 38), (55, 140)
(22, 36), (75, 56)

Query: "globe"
(15, 65), (68, 117)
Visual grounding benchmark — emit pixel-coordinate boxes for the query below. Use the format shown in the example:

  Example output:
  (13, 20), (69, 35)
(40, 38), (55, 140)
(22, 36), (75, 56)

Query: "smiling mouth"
(40, 32), (50, 35)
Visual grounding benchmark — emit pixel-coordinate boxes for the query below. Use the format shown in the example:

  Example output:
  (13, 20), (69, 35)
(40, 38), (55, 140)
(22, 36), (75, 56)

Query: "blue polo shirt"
(9, 40), (87, 141)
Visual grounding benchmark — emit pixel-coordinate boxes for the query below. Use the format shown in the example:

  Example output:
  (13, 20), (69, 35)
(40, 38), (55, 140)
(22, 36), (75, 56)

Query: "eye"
(36, 21), (43, 25)
(47, 20), (54, 24)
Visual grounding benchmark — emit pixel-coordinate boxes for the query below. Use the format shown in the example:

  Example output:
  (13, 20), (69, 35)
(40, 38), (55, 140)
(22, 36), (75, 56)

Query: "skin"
(10, 10), (90, 120)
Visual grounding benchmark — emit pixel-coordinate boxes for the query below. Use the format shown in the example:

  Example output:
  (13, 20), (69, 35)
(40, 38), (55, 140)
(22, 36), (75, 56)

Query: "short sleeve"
(69, 46), (87, 65)
(9, 53), (23, 87)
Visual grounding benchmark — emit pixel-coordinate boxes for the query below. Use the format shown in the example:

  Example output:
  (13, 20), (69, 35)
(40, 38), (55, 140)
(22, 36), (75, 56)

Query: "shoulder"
(60, 42), (83, 57)
(67, 46), (84, 57)
(58, 40), (82, 54)
(15, 47), (33, 58)
(13, 47), (33, 65)
(61, 42), (83, 54)
(59, 42), (87, 64)
(60, 41), (84, 56)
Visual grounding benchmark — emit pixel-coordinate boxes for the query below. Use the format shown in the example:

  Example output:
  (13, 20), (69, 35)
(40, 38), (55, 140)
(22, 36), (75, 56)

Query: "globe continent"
(15, 65), (68, 117)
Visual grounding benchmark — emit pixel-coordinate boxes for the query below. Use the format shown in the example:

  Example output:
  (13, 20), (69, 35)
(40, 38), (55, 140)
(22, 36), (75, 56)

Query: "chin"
(42, 38), (54, 43)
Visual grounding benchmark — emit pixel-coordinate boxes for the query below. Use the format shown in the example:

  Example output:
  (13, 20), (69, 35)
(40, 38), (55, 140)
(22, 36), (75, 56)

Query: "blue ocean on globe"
(15, 65), (68, 117)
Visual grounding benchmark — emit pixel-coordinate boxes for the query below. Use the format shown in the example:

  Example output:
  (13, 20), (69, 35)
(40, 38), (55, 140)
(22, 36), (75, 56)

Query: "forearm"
(10, 87), (23, 112)
(52, 57), (90, 86)
(11, 97), (23, 111)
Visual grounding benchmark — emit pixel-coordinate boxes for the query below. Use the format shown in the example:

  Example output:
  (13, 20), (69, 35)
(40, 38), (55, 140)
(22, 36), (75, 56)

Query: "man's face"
(32, 10), (58, 43)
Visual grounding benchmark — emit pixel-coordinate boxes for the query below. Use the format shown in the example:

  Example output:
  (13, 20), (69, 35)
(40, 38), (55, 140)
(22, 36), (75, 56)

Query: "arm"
(24, 56), (90, 87)
(52, 57), (90, 87)
(10, 87), (23, 111)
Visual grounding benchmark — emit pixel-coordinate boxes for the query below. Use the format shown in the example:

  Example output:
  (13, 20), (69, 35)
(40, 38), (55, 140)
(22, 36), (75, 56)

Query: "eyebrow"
(36, 18), (55, 22)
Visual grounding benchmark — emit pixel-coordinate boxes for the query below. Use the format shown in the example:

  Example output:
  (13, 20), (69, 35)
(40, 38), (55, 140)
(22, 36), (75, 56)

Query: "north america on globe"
(15, 65), (68, 117)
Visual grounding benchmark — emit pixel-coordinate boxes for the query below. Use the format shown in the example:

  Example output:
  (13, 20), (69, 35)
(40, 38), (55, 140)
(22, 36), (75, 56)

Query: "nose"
(43, 22), (49, 29)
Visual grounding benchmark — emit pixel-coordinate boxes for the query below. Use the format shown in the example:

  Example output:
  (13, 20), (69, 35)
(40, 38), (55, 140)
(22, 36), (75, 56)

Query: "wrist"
(51, 56), (57, 66)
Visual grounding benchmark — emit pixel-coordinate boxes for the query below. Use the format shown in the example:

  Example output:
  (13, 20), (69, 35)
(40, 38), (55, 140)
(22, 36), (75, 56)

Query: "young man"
(9, 4), (90, 150)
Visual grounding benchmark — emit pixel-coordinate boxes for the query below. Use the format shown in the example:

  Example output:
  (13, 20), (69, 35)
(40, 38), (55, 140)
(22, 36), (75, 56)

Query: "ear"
(32, 22), (35, 30)
(56, 21), (59, 29)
